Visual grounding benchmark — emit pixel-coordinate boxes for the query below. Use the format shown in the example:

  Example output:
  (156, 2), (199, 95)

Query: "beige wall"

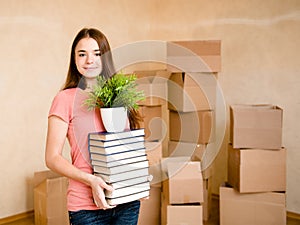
(0, 0), (299, 218)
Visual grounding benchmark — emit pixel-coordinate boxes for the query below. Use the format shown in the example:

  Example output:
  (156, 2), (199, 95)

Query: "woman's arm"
(45, 116), (114, 209)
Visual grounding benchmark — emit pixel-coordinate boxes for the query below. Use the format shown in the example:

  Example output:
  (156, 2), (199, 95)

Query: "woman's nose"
(86, 54), (95, 64)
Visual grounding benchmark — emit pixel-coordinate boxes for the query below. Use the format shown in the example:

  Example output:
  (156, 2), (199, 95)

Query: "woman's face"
(75, 37), (102, 79)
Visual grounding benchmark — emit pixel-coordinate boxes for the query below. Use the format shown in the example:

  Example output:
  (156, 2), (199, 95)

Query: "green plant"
(84, 72), (145, 111)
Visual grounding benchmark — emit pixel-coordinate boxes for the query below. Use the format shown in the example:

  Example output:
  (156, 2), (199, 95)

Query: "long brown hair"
(63, 28), (142, 129)
(63, 28), (115, 90)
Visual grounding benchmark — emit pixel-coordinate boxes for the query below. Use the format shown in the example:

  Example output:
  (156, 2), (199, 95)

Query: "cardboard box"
(167, 205), (203, 225)
(168, 140), (206, 160)
(138, 186), (161, 225)
(145, 141), (163, 187)
(34, 170), (69, 225)
(163, 161), (204, 204)
(135, 70), (169, 106)
(139, 105), (165, 141)
(168, 72), (217, 112)
(202, 177), (212, 221)
(228, 144), (286, 193)
(230, 104), (283, 149)
(167, 40), (221, 72)
(169, 110), (214, 144)
(220, 183), (286, 225)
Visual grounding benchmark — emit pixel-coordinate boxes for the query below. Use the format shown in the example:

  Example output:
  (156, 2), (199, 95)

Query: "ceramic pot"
(100, 107), (128, 133)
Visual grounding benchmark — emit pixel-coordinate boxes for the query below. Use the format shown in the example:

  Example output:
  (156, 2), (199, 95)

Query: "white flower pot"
(100, 107), (128, 133)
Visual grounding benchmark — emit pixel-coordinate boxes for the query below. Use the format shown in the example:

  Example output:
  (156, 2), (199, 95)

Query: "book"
(95, 167), (149, 183)
(93, 160), (149, 175)
(89, 136), (145, 148)
(107, 175), (151, 189)
(89, 141), (145, 155)
(105, 181), (150, 199)
(106, 189), (150, 206)
(90, 149), (146, 162)
(92, 154), (147, 168)
(89, 129), (145, 141)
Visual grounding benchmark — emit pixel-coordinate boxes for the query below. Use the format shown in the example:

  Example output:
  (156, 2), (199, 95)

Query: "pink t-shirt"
(49, 88), (104, 211)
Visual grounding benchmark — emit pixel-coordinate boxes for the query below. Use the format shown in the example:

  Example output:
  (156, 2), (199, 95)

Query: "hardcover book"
(89, 129), (145, 141)
(95, 167), (150, 183)
(92, 154), (147, 168)
(93, 160), (149, 175)
(89, 136), (145, 148)
(89, 141), (145, 155)
(90, 148), (146, 162)
(105, 181), (150, 199)
(106, 190), (150, 206)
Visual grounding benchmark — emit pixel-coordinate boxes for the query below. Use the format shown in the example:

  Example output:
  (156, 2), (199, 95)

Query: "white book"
(89, 129), (145, 141)
(108, 175), (151, 189)
(89, 136), (145, 148)
(89, 141), (145, 155)
(105, 181), (150, 198)
(93, 160), (149, 175)
(106, 190), (150, 206)
(90, 149), (146, 162)
(95, 167), (149, 183)
(92, 155), (147, 168)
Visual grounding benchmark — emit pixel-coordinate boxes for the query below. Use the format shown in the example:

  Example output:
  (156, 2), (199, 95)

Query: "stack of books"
(88, 128), (150, 205)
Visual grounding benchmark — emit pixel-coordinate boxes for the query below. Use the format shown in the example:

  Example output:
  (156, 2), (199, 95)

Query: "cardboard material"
(167, 40), (221, 72)
(168, 140), (206, 161)
(138, 186), (161, 225)
(167, 205), (203, 225)
(169, 110), (214, 144)
(164, 161), (204, 204)
(220, 183), (286, 225)
(135, 70), (169, 106)
(168, 72), (217, 112)
(203, 177), (212, 221)
(139, 105), (165, 141)
(230, 104), (283, 149)
(145, 141), (163, 187)
(228, 144), (286, 193)
(34, 170), (69, 225)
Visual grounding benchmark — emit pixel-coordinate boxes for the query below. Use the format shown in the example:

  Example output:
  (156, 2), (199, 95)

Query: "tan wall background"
(0, 0), (299, 218)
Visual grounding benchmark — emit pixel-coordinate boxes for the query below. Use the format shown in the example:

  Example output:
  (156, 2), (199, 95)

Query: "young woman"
(45, 28), (142, 225)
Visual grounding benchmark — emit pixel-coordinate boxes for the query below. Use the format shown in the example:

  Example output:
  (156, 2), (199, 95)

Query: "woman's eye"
(79, 53), (86, 57)
(95, 53), (101, 56)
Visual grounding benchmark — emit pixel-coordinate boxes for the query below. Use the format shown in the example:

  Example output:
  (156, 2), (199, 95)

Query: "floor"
(3, 198), (300, 225)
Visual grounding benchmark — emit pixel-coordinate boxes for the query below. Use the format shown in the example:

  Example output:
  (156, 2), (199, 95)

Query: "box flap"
(34, 170), (61, 188)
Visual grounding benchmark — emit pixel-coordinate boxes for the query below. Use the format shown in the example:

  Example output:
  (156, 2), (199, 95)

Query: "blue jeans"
(69, 200), (140, 225)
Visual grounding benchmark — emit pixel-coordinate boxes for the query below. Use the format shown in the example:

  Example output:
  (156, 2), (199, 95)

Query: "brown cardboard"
(167, 40), (221, 72)
(202, 177), (212, 221)
(168, 140), (206, 160)
(169, 110), (214, 144)
(145, 141), (162, 166)
(164, 161), (204, 204)
(145, 141), (163, 187)
(220, 183), (286, 225)
(230, 104), (283, 149)
(34, 170), (69, 225)
(168, 72), (217, 112)
(139, 105), (165, 141)
(167, 205), (203, 225)
(228, 144), (286, 193)
(136, 73), (168, 106)
(138, 186), (161, 225)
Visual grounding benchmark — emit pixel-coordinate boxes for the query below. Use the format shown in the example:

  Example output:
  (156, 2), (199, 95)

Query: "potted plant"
(84, 72), (145, 132)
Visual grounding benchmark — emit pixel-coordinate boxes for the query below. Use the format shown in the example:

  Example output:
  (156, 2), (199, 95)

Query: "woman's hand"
(89, 175), (116, 210)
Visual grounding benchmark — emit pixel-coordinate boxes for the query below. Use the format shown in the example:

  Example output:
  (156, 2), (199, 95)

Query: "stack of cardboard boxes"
(135, 40), (221, 224)
(161, 160), (204, 225)
(220, 104), (286, 225)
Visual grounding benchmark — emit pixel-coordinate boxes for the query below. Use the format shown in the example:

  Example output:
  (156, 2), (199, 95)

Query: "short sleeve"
(48, 90), (74, 124)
